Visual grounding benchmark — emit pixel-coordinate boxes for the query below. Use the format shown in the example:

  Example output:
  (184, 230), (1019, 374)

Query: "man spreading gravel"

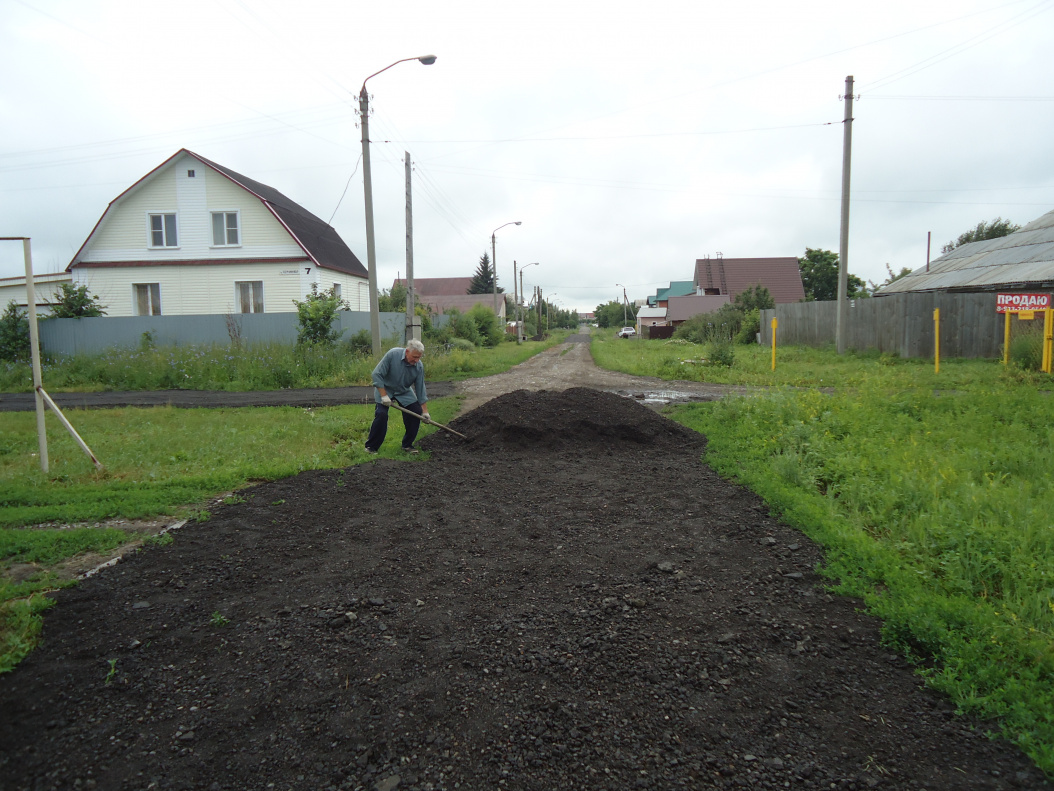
(365, 339), (431, 454)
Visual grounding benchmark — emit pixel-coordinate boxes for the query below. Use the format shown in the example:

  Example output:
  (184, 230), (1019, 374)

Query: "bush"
(447, 338), (476, 352)
(736, 308), (761, 344)
(0, 301), (30, 362)
(1009, 335), (1043, 371)
(293, 285), (348, 346)
(346, 329), (372, 356)
(674, 304), (743, 345)
(707, 339), (735, 367)
(466, 303), (504, 347)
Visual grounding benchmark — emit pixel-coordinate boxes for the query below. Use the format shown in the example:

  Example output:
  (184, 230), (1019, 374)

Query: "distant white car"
(617, 326), (636, 338)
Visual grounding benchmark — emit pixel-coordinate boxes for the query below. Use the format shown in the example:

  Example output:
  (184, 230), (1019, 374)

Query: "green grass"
(667, 382), (1054, 774)
(590, 331), (1048, 389)
(0, 333), (570, 393)
(0, 396), (461, 672)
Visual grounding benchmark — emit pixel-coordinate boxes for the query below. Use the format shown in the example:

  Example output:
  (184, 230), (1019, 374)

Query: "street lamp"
(519, 262), (539, 342)
(615, 283), (628, 325)
(491, 221), (521, 317)
(360, 54), (437, 357)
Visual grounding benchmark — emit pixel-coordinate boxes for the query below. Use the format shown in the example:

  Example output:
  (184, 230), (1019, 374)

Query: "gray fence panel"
(760, 292), (1007, 359)
(39, 312), (407, 357)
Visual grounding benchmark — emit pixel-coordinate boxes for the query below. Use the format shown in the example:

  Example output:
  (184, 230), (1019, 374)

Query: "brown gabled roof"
(692, 257), (805, 304)
(418, 293), (505, 319)
(69, 149), (366, 278)
(667, 294), (732, 322)
(393, 276), (475, 296)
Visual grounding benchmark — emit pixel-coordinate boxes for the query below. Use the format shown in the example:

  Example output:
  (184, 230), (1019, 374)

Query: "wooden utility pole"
(836, 75), (854, 355)
(404, 152), (420, 342)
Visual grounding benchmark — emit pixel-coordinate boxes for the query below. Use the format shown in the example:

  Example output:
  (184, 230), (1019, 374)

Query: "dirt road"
(454, 334), (751, 413)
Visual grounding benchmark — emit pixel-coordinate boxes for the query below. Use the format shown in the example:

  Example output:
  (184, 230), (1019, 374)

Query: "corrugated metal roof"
(878, 209), (1054, 294)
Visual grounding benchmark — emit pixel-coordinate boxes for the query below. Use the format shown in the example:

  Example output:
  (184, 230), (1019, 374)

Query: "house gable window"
(134, 283), (161, 316)
(236, 281), (264, 313)
(211, 211), (240, 246)
(148, 213), (178, 247)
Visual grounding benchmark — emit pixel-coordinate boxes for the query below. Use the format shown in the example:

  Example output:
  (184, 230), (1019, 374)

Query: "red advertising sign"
(997, 293), (1051, 313)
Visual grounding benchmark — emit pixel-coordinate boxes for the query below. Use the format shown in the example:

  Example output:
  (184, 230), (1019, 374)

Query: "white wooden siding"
(204, 169), (292, 247)
(76, 261), (317, 317)
(0, 273), (72, 312)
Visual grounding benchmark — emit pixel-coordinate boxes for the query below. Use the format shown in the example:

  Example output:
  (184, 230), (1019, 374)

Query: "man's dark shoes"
(365, 446), (378, 455)
(402, 446), (419, 455)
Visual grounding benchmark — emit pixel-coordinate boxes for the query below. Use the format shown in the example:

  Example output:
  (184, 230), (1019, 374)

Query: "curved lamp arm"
(361, 55), (437, 95)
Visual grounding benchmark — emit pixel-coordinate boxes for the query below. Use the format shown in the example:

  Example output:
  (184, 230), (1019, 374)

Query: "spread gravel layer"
(1, 389), (1047, 791)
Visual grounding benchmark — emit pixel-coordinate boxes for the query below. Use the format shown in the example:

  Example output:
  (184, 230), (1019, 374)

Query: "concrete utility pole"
(490, 221), (521, 316)
(359, 55), (436, 357)
(404, 152), (420, 343)
(836, 75), (854, 355)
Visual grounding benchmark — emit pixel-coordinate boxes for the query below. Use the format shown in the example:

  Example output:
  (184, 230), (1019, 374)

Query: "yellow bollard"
(933, 308), (940, 374)
(1043, 307), (1053, 373)
(1003, 310), (1011, 366)
(771, 317), (778, 371)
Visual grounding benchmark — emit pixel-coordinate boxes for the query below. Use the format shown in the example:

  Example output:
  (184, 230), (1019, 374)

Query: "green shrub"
(706, 339), (735, 367)
(0, 301), (30, 363)
(346, 329), (372, 356)
(1009, 335), (1043, 371)
(293, 285), (347, 346)
(736, 308), (761, 344)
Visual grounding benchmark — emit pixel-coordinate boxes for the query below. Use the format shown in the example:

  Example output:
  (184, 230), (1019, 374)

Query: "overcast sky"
(2, 0), (1052, 313)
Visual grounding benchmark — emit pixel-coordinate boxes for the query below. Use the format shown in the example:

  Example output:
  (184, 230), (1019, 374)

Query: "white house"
(67, 150), (369, 317)
(0, 271), (73, 316)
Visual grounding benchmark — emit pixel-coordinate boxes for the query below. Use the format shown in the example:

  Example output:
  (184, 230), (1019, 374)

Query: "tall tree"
(467, 252), (503, 295)
(594, 299), (635, 328)
(798, 248), (866, 302)
(941, 217), (1020, 254)
(45, 283), (107, 318)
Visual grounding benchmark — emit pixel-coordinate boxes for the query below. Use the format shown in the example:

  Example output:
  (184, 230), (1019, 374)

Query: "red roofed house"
(68, 149), (368, 317)
(392, 277), (505, 319)
(693, 256), (805, 304)
(393, 276), (473, 296)
(667, 294), (732, 326)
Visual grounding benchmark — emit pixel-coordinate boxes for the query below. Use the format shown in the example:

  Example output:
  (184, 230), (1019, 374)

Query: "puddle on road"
(618, 390), (719, 406)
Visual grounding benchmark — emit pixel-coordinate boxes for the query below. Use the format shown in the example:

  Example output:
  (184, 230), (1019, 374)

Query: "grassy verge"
(0, 333), (570, 393)
(589, 331), (1044, 389)
(0, 396), (460, 672)
(668, 383), (1054, 774)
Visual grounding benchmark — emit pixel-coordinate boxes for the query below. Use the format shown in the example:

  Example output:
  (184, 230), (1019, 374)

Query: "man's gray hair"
(406, 339), (425, 355)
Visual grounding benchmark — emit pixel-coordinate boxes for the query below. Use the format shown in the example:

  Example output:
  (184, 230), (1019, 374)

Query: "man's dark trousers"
(365, 401), (423, 451)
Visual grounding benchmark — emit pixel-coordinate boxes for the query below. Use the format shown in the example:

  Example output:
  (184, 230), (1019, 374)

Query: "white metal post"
(23, 238), (48, 472)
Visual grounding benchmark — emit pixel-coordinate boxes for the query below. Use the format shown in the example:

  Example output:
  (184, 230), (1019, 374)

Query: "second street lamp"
(491, 221), (521, 317)
(360, 54), (436, 357)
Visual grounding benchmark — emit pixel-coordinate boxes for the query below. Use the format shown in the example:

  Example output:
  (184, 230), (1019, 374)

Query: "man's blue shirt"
(371, 347), (428, 406)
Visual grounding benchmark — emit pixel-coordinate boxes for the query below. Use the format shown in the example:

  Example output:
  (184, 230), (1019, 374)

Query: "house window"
(134, 283), (161, 316)
(332, 283), (341, 299)
(211, 212), (240, 246)
(236, 281), (264, 313)
(149, 213), (178, 247)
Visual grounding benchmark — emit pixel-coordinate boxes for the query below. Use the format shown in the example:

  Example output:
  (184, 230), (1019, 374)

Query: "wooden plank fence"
(760, 292), (1006, 359)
